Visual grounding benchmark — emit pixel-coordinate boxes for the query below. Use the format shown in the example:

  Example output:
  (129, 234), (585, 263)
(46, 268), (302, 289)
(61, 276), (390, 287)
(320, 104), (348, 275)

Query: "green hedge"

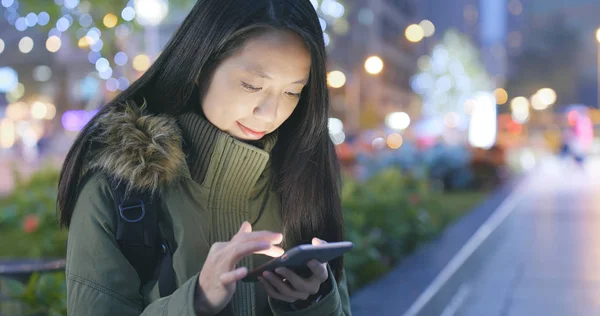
(0, 167), (486, 313)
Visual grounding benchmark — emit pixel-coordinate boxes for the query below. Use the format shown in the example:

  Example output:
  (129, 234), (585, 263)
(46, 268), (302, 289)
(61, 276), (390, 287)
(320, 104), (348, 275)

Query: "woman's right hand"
(194, 221), (284, 315)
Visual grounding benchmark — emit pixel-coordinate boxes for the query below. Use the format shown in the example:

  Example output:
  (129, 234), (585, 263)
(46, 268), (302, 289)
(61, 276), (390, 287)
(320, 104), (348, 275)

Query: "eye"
(286, 91), (302, 98)
(241, 81), (262, 92)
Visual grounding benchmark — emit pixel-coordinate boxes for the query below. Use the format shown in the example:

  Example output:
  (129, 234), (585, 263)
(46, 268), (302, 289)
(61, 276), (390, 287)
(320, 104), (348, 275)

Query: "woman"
(58, 0), (350, 315)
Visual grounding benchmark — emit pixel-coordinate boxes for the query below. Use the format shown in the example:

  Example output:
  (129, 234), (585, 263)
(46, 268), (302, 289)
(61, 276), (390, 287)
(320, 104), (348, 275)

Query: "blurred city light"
(364, 56), (384, 75)
(44, 103), (57, 120)
(6, 102), (29, 121)
(508, 0), (523, 15)
(0, 118), (15, 149)
(33, 65), (52, 82)
(38, 12), (50, 26)
(530, 93), (546, 110)
(494, 88), (508, 104)
(328, 117), (345, 145)
(321, 0), (345, 18)
(121, 6), (136, 22)
(405, 24), (424, 43)
(386, 133), (403, 149)
(103, 13), (118, 28)
(134, 0), (169, 26)
(511, 96), (530, 123)
(7, 83), (24, 103)
(372, 137), (386, 150)
(468, 93), (497, 149)
(30, 101), (48, 120)
(536, 88), (557, 107)
(0, 67), (18, 92)
(46, 35), (62, 53)
(419, 20), (435, 37)
(133, 54), (151, 71)
(0, 38), (4, 54)
(18, 36), (34, 53)
(596, 28), (600, 43)
(327, 70), (346, 88)
(61, 110), (99, 132)
(385, 112), (411, 130)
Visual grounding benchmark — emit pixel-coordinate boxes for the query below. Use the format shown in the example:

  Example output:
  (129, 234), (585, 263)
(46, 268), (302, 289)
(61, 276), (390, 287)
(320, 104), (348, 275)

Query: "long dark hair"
(58, 0), (345, 277)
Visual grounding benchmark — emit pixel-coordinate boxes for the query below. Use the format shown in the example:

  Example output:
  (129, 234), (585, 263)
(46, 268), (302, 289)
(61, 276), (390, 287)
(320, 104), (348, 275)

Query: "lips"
(237, 122), (267, 139)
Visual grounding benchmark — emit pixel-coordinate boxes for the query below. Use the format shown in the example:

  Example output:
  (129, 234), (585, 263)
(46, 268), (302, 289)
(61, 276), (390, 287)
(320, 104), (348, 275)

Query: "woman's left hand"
(258, 238), (329, 303)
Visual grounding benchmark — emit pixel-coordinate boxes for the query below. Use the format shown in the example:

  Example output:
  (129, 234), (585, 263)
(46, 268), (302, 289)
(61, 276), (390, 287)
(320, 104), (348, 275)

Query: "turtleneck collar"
(176, 111), (278, 197)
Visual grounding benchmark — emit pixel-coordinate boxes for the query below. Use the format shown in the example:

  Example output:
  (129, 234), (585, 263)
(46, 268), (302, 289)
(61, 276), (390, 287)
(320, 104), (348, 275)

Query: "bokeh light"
(38, 12), (50, 26)
(134, 0), (168, 26)
(103, 13), (118, 28)
(6, 102), (29, 121)
(18, 37), (34, 53)
(0, 38), (5, 54)
(494, 88), (508, 105)
(327, 70), (346, 88)
(406, 24), (425, 43)
(133, 54), (151, 71)
(46, 35), (62, 53)
(386, 133), (403, 149)
(31, 101), (48, 120)
(0, 118), (15, 149)
(385, 112), (411, 130)
(364, 56), (384, 75)
(536, 88), (557, 106)
(114, 52), (128, 65)
(33, 65), (52, 82)
(121, 6), (136, 21)
(530, 93), (546, 110)
(419, 20), (435, 37)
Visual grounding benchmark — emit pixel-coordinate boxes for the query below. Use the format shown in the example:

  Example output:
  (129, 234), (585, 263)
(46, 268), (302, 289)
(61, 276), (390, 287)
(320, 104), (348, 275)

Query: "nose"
(253, 94), (278, 123)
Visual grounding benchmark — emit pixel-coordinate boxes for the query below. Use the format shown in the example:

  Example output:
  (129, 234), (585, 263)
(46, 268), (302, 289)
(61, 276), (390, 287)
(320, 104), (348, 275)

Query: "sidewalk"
(458, 157), (600, 316)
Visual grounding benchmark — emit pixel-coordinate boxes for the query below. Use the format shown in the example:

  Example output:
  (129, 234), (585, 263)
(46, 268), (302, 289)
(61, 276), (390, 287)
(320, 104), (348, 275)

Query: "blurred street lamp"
(385, 112), (411, 130)
(327, 70), (346, 88)
(494, 88), (508, 105)
(134, 0), (169, 60)
(364, 56), (384, 75)
(511, 96), (530, 123)
(405, 24), (424, 43)
(134, 0), (168, 26)
(535, 88), (557, 108)
(419, 20), (435, 38)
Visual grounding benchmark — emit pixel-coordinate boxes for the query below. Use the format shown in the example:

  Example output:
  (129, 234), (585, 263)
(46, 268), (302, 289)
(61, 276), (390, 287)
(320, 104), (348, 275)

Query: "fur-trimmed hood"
(85, 102), (187, 193)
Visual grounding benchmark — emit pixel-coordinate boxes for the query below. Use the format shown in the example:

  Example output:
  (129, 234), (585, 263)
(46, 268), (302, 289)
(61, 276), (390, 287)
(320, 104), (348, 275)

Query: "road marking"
(402, 175), (531, 316)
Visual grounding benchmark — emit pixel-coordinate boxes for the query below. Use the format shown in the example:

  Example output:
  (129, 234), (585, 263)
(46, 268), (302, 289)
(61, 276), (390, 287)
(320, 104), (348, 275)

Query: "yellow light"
(327, 70), (346, 88)
(19, 36), (34, 54)
(44, 103), (56, 120)
(596, 28), (600, 44)
(46, 36), (62, 53)
(6, 102), (29, 121)
(31, 101), (48, 120)
(530, 93), (547, 110)
(419, 20), (435, 37)
(0, 118), (15, 149)
(386, 133), (403, 149)
(364, 56), (384, 75)
(103, 13), (118, 28)
(511, 96), (529, 112)
(78, 36), (94, 48)
(536, 88), (557, 106)
(405, 24), (424, 43)
(494, 88), (508, 105)
(133, 54), (152, 72)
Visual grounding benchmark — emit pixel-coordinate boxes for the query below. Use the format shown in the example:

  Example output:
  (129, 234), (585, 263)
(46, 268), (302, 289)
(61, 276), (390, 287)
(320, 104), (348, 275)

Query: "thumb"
(237, 221), (252, 234)
(312, 237), (327, 246)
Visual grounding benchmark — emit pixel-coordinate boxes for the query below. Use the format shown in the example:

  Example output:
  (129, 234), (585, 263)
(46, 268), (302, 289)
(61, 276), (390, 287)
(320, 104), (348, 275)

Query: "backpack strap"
(110, 179), (177, 297)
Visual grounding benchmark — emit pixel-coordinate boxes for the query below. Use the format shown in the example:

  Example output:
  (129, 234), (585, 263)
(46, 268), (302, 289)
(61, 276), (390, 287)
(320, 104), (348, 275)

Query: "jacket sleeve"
(66, 173), (199, 315)
(268, 266), (352, 316)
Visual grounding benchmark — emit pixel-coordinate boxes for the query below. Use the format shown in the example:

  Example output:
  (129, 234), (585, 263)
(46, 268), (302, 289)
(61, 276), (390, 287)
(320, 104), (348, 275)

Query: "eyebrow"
(243, 65), (308, 85)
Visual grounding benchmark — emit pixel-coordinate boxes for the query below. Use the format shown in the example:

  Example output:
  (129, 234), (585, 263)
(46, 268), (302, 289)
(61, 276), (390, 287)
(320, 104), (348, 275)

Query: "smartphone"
(242, 241), (354, 282)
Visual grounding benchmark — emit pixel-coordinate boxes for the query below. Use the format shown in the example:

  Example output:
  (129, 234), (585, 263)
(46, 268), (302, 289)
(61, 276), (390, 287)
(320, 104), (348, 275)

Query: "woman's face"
(201, 29), (311, 140)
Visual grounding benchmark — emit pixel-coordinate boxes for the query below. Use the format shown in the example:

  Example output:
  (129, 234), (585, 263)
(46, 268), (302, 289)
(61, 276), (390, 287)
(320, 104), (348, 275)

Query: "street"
(457, 156), (600, 316)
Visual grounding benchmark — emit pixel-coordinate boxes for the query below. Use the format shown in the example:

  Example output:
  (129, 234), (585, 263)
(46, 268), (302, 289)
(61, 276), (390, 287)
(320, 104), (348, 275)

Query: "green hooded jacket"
(65, 104), (351, 316)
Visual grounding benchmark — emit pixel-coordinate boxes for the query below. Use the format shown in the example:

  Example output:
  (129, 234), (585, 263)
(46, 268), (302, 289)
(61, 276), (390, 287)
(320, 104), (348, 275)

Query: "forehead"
(227, 30), (311, 78)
